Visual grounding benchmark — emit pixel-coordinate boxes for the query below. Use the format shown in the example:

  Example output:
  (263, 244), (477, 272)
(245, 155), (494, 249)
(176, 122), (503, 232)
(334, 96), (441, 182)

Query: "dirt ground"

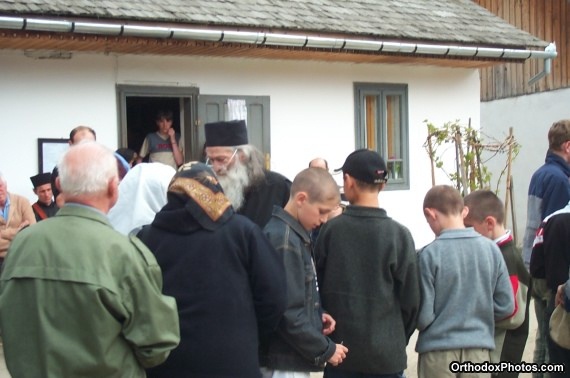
(0, 301), (540, 378)
(311, 300), (539, 378)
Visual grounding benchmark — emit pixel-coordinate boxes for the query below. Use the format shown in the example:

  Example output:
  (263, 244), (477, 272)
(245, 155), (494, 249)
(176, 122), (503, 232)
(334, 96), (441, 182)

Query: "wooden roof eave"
(0, 29), (529, 68)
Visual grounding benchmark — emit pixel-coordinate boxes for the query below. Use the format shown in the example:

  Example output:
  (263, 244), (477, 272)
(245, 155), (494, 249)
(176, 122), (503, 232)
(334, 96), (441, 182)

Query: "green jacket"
(0, 204), (180, 378)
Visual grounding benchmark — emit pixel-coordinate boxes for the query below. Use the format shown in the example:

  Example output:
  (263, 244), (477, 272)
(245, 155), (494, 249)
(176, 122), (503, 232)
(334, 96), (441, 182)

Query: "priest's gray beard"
(217, 160), (250, 211)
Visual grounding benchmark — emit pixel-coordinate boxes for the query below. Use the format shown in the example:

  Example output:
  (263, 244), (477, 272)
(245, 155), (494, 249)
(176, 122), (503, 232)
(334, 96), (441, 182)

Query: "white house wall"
(481, 87), (570, 245)
(1, 50), (480, 248)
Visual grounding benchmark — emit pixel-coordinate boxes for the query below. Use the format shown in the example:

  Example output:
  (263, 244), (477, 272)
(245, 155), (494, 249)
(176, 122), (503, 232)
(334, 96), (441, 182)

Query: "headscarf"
(151, 162), (234, 233)
(108, 163), (176, 235)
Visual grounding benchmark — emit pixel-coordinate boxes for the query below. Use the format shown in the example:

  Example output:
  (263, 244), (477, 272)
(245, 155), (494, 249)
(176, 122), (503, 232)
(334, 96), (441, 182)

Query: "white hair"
(58, 142), (118, 197)
(217, 159), (249, 210)
(0, 171), (5, 184)
(239, 145), (265, 185)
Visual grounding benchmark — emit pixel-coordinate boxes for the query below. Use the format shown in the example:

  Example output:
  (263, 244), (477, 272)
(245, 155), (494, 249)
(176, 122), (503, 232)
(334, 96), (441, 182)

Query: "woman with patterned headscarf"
(138, 162), (287, 378)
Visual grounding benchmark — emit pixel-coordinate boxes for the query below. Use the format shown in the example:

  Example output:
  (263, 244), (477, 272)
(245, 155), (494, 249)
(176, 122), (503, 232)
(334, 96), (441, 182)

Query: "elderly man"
(204, 120), (291, 228)
(0, 142), (180, 377)
(0, 172), (35, 264)
(30, 172), (58, 221)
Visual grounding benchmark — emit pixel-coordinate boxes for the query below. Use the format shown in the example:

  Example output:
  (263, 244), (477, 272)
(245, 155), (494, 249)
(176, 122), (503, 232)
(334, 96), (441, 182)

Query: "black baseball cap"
(334, 149), (388, 184)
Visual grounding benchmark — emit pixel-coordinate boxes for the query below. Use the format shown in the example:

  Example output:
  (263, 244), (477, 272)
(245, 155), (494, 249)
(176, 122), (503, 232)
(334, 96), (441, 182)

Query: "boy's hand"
(167, 128), (176, 139)
(327, 343), (348, 366)
(322, 313), (336, 335)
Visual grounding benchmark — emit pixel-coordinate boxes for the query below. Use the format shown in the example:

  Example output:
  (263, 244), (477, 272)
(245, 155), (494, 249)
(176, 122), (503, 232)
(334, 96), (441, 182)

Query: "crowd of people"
(0, 119), (570, 378)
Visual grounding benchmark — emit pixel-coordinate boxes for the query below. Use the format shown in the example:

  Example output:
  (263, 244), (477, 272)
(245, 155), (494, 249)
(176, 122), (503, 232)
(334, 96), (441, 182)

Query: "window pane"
(364, 95), (377, 150)
(354, 83), (408, 190)
(386, 95), (402, 179)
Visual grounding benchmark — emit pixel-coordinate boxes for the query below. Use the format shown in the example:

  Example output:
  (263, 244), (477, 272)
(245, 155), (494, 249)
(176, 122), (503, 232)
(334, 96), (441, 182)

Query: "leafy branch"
(423, 119), (520, 196)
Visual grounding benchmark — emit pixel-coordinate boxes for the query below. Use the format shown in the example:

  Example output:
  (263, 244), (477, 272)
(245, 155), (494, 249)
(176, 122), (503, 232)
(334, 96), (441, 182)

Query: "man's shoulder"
(424, 229), (490, 250)
(9, 192), (30, 205)
(45, 207), (134, 245)
(265, 213), (304, 243)
(224, 212), (261, 236)
(264, 170), (292, 185)
(127, 234), (159, 266)
(544, 210), (570, 230)
(531, 160), (568, 183)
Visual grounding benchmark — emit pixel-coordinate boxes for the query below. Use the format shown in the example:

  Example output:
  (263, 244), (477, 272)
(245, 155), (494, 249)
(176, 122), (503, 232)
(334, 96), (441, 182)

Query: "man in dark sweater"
(315, 149), (420, 377)
(204, 120), (291, 228)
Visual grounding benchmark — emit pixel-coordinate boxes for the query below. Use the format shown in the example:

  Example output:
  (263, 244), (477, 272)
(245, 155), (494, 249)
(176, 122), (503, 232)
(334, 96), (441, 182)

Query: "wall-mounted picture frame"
(38, 138), (69, 174)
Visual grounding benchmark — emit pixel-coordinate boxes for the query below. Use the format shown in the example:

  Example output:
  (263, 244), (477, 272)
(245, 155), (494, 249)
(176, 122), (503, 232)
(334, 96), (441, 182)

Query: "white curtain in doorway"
(226, 99), (247, 124)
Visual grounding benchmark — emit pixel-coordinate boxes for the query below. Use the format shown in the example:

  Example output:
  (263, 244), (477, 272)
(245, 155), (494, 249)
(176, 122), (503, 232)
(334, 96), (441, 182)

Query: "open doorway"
(117, 85), (200, 163)
(126, 96), (182, 159)
(125, 97), (180, 162)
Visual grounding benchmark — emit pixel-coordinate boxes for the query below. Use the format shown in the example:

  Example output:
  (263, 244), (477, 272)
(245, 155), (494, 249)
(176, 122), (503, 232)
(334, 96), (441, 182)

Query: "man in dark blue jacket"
(524, 119), (570, 377)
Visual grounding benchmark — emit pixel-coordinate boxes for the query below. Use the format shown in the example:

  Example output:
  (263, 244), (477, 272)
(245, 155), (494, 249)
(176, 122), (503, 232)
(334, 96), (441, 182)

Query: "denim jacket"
(261, 206), (335, 371)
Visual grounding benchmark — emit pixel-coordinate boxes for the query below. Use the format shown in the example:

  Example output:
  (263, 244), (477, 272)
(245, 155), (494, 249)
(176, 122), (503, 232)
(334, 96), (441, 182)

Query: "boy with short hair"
(261, 167), (348, 378)
(138, 110), (184, 169)
(315, 149), (419, 377)
(417, 185), (514, 378)
(464, 190), (531, 376)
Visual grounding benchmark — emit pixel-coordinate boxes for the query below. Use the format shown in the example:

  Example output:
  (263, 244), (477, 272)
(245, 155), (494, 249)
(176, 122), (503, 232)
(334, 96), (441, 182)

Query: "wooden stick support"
(504, 127), (514, 227)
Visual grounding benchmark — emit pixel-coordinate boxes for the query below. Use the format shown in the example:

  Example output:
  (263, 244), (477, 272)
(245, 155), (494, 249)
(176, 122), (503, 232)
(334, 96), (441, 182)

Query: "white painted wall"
(480, 88), (570, 245)
(1, 50), (480, 248)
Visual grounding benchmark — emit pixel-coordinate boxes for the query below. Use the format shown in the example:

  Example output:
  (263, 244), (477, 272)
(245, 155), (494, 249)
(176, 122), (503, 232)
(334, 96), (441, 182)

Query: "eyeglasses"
(205, 149), (238, 167)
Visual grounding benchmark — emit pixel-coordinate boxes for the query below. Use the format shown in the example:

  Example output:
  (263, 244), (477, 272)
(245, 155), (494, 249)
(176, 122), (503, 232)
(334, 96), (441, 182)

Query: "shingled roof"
(0, 0), (553, 67)
(0, 0), (546, 48)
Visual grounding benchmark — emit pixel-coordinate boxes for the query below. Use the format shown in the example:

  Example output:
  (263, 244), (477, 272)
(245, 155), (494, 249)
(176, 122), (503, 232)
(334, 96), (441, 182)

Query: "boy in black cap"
(314, 149), (420, 378)
(30, 172), (58, 221)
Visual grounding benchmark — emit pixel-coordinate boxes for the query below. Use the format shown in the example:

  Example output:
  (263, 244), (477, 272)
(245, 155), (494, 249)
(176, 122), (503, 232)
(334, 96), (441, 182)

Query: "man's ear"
(423, 207), (435, 220)
(343, 174), (353, 189)
(108, 176), (119, 199)
(236, 149), (246, 163)
(55, 177), (62, 191)
(295, 191), (308, 206)
(461, 206), (469, 219)
(485, 215), (497, 230)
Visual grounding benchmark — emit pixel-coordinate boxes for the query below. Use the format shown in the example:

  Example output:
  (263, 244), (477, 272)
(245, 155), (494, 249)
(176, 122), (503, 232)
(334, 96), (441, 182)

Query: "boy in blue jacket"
(261, 167), (348, 378)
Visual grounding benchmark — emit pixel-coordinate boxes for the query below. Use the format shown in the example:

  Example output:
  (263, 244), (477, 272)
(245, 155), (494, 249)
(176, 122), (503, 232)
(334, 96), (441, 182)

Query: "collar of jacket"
(343, 205), (388, 218)
(56, 203), (111, 227)
(437, 227), (480, 239)
(545, 150), (570, 177)
(270, 205), (311, 244)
